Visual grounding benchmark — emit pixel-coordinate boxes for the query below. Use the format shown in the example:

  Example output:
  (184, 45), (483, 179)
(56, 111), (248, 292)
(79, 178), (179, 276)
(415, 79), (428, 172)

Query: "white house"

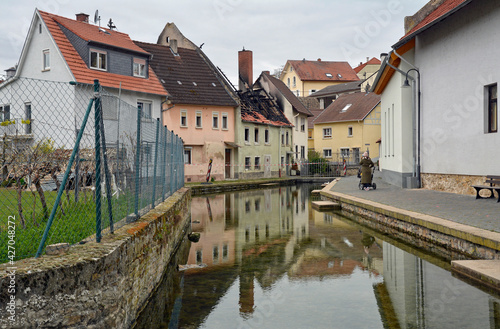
(372, 0), (500, 194)
(0, 9), (167, 150)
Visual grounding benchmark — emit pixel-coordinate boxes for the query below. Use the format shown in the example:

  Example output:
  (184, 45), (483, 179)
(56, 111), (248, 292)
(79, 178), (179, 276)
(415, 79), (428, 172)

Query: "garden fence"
(0, 77), (184, 263)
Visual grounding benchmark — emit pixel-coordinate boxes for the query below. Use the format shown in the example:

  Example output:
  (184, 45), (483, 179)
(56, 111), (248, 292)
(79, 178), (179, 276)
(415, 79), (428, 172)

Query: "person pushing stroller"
(359, 151), (375, 191)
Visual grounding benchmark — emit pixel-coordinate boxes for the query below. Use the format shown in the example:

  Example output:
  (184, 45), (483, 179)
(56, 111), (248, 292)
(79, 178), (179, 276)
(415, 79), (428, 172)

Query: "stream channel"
(134, 183), (500, 329)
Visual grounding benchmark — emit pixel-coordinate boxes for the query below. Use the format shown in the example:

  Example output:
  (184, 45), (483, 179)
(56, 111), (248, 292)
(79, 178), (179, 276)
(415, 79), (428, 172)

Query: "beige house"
(312, 91), (381, 163)
(280, 59), (359, 97)
(353, 57), (381, 92)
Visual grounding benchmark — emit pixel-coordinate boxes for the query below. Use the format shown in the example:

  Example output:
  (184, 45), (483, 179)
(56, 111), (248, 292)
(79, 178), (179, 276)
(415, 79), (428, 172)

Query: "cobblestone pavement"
(330, 171), (500, 233)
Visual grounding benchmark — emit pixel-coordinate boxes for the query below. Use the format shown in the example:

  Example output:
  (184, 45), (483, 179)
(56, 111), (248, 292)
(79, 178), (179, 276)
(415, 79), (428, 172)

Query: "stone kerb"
(0, 187), (191, 329)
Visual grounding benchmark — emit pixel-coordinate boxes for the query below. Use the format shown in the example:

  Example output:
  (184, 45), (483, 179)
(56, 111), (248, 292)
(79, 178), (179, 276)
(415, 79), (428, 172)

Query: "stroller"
(358, 166), (377, 190)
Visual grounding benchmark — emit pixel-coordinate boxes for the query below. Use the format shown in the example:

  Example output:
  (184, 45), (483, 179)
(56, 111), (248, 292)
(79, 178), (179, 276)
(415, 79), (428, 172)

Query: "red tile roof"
(38, 10), (167, 95)
(314, 92), (380, 124)
(353, 57), (381, 74)
(287, 60), (359, 82)
(400, 0), (470, 42)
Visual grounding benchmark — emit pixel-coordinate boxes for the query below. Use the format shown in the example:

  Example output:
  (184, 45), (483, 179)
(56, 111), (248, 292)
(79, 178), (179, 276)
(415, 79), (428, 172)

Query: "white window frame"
(323, 149), (332, 158)
(180, 110), (188, 127)
(300, 117), (305, 132)
(348, 126), (353, 137)
(264, 129), (270, 144)
(255, 156), (261, 170)
(340, 148), (350, 158)
(222, 112), (228, 130)
(1, 104), (11, 122)
(90, 49), (107, 71)
(245, 156), (251, 170)
(212, 112), (219, 129)
(254, 127), (259, 144)
(323, 127), (332, 139)
(195, 111), (202, 128)
(42, 49), (50, 71)
(184, 147), (192, 164)
(133, 58), (146, 78)
(244, 127), (250, 143)
(137, 100), (152, 119)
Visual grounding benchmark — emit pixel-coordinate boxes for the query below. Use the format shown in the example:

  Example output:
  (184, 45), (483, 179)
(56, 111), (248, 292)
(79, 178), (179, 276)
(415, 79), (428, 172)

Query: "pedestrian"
(359, 151), (374, 191)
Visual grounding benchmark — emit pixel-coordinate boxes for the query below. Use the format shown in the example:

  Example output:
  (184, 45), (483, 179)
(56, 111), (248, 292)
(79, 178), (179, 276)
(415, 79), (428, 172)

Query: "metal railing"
(0, 77), (184, 263)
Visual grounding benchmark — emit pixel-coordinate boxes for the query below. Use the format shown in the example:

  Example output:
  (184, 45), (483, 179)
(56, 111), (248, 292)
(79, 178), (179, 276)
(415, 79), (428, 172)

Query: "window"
(90, 49), (107, 70)
(300, 118), (305, 132)
(184, 148), (192, 164)
(341, 148), (350, 158)
(323, 127), (332, 138)
(255, 157), (261, 170)
(212, 112), (219, 129)
(301, 146), (305, 160)
(180, 110), (187, 127)
(1, 105), (10, 122)
(213, 246), (219, 264)
(293, 76), (296, 87)
(326, 73), (333, 78)
(287, 78), (290, 88)
(286, 131), (289, 145)
(244, 127), (250, 143)
(281, 131), (285, 145)
(264, 129), (269, 144)
(245, 156), (251, 169)
(42, 49), (50, 71)
(488, 84), (497, 133)
(323, 149), (332, 158)
(254, 128), (259, 143)
(308, 130), (313, 139)
(296, 90), (300, 97)
(195, 111), (202, 128)
(133, 58), (146, 77)
(137, 100), (152, 119)
(348, 126), (353, 137)
(25, 103), (32, 134)
(309, 90), (317, 95)
(222, 112), (228, 130)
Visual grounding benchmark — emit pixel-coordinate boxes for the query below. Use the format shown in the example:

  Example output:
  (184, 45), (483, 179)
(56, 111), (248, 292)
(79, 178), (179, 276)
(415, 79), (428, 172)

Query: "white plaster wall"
(18, 14), (73, 82)
(380, 53), (414, 175)
(416, 0), (500, 175)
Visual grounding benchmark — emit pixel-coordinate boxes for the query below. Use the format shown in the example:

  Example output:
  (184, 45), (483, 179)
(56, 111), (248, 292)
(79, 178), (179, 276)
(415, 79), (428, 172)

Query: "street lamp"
(402, 68), (421, 188)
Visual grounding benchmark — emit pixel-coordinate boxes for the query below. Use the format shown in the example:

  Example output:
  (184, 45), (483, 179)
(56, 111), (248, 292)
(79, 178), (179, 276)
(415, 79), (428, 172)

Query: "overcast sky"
(0, 0), (428, 85)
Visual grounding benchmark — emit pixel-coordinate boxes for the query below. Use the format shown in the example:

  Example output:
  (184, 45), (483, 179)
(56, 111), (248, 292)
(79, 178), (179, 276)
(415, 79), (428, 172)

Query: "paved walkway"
(329, 171), (499, 233)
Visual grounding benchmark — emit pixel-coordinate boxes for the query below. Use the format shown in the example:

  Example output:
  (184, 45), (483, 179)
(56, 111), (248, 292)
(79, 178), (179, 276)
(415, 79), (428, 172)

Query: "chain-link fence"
(0, 77), (184, 263)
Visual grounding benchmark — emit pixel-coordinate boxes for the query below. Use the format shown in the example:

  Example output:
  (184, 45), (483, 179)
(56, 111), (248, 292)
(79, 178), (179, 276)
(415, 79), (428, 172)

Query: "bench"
(471, 175), (500, 202)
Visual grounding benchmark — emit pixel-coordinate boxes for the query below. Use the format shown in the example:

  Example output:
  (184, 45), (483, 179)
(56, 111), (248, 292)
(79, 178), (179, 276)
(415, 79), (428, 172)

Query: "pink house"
(135, 38), (238, 182)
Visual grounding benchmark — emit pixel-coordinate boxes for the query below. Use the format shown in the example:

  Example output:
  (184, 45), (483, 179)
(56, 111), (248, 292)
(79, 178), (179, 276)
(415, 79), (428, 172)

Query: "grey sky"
(0, 0), (428, 85)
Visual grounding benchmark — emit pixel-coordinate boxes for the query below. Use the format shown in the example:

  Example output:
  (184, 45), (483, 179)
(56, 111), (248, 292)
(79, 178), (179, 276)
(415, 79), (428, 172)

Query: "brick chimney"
(238, 48), (253, 91)
(76, 13), (89, 23)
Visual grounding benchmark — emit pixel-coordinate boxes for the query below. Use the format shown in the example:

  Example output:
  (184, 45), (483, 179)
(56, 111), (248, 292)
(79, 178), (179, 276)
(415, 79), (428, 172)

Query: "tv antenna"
(107, 18), (116, 31)
(94, 10), (101, 26)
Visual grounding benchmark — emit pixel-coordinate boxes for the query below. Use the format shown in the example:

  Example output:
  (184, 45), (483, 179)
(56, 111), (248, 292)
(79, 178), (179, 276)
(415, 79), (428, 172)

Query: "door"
(225, 149), (231, 178)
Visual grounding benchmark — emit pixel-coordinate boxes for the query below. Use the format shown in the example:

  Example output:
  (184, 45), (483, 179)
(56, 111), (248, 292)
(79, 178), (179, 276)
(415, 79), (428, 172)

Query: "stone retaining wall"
(0, 187), (191, 329)
(321, 190), (500, 261)
(421, 173), (490, 196)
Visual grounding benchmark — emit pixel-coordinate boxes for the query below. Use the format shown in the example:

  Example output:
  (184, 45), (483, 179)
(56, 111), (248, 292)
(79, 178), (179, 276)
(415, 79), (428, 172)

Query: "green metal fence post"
(35, 96), (95, 258)
(134, 105), (142, 218)
(161, 126), (167, 202)
(169, 131), (175, 195)
(94, 79), (102, 243)
(151, 119), (160, 207)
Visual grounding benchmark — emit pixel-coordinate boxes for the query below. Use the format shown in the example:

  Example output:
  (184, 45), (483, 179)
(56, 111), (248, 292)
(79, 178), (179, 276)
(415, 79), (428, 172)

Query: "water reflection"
(135, 184), (500, 329)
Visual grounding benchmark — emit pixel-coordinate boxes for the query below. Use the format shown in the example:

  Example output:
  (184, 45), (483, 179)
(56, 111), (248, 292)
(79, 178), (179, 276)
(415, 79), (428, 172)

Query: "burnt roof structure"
(238, 88), (292, 127)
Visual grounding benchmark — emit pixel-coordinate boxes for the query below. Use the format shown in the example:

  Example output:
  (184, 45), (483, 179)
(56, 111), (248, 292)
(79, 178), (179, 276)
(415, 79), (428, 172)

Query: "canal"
(135, 183), (500, 329)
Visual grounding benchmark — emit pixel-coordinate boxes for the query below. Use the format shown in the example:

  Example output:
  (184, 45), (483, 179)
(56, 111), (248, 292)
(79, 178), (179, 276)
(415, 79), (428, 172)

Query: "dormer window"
(133, 58), (146, 78)
(90, 49), (107, 71)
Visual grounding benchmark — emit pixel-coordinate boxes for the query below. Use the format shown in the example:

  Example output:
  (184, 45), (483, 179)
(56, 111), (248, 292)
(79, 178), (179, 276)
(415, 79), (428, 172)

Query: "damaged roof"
(284, 59), (359, 82)
(314, 92), (380, 124)
(134, 41), (237, 107)
(238, 88), (293, 127)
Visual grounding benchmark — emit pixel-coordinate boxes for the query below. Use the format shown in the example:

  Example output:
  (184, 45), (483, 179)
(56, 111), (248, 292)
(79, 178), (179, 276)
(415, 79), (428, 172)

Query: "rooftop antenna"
(94, 10), (101, 26)
(107, 18), (116, 30)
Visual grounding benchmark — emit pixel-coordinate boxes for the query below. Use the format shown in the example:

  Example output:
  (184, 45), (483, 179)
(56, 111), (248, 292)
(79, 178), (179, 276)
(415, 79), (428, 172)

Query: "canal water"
(135, 184), (500, 329)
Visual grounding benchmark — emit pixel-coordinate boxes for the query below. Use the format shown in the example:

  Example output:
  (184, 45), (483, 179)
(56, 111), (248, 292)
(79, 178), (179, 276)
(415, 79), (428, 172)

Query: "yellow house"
(280, 59), (359, 97)
(313, 91), (381, 163)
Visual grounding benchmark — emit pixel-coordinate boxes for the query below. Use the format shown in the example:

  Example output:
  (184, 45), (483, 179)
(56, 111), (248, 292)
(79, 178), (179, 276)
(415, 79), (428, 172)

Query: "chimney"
(5, 67), (16, 78)
(238, 48), (253, 91)
(262, 70), (270, 76)
(170, 39), (178, 55)
(317, 58), (321, 62)
(76, 13), (89, 23)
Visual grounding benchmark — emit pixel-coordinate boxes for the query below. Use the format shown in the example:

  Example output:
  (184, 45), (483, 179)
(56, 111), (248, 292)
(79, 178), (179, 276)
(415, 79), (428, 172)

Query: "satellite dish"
(94, 10), (100, 25)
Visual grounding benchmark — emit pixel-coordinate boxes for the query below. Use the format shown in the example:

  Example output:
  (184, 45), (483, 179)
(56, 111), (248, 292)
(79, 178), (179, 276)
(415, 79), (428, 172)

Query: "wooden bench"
(471, 175), (500, 202)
